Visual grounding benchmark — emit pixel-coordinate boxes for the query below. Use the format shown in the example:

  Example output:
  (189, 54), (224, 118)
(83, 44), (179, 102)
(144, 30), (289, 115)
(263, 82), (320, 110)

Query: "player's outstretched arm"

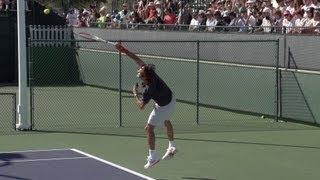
(115, 42), (145, 67)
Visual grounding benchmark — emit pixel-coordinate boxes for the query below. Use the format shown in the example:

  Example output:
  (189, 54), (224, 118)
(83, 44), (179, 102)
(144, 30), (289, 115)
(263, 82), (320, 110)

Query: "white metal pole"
(16, 0), (30, 130)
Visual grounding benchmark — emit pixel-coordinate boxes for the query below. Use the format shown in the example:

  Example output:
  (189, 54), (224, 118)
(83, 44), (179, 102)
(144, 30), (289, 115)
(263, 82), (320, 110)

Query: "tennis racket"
(133, 82), (147, 97)
(75, 32), (116, 45)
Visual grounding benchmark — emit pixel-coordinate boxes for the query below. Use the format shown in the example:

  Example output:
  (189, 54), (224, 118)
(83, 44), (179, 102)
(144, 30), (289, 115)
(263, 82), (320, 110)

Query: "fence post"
(119, 43), (123, 127)
(196, 40), (200, 125)
(275, 39), (280, 121)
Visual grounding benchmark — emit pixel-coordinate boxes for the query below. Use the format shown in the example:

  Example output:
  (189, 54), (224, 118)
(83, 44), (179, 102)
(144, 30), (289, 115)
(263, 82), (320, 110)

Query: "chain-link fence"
(26, 38), (319, 135)
(0, 92), (16, 134)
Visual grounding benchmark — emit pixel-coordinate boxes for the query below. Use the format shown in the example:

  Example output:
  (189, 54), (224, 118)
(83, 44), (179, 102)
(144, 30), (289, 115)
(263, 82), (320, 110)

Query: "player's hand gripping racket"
(133, 82), (147, 97)
(75, 32), (116, 45)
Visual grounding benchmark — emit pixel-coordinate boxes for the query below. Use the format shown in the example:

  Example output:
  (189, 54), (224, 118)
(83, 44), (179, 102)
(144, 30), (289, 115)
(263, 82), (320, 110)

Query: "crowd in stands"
(0, 0), (15, 11)
(65, 0), (319, 34)
(0, 0), (30, 12)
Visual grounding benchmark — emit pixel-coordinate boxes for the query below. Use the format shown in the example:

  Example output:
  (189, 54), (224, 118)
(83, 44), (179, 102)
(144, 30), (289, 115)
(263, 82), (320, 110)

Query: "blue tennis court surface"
(0, 149), (154, 180)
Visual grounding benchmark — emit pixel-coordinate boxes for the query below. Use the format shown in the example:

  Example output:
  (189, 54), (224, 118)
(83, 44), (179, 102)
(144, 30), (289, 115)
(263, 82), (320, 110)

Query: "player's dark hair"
(142, 64), (156, 84)
(143, 64), (155, 77)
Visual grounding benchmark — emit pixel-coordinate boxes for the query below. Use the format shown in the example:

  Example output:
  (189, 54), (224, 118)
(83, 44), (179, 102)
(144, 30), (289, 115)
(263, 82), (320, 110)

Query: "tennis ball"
(261, 115), (265, 119)
(44, 8), (50, 15)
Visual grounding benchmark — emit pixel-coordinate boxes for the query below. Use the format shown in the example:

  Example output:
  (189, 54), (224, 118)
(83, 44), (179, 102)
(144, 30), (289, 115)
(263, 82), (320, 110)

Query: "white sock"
(169, 141), (176, 148)
(149, 149), (156, 158)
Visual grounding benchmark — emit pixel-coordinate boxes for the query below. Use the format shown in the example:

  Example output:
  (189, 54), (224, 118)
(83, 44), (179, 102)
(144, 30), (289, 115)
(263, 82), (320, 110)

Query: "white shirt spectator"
(206, 16), (217, 31)
(236, 17), (247, 32)
(189, 17), (200, 31)
(301, 0), (316, 17)
(66, 10), (78, 27)
(282, 18), (293, 33)
(262, 17), (272, 33)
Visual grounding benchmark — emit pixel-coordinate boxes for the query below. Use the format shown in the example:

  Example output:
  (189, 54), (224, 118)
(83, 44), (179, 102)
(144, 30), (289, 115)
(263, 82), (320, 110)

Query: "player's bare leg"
(162, 120), (177, 160)
(144, 124), (160, 169)
(145, 124), (156, 150)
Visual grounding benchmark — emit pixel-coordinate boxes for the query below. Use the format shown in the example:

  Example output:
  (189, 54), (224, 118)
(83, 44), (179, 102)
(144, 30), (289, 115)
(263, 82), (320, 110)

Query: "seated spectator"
(246, 0), (256, 16)
(212, 10), (225, 32)
(301, 9), (320, 33)
(97, 6), (108, 28)
(261, 7), (273, 33)
(198, 10), (207, 31)
(273, 9), (283, 33)
(205, 11), (215, 32)
(144, 2), (158, 24)
(282, 10), (294, 33)
(301, 7), (314, 28)
(226, 11), (239, 31)
(301, 0), (316, 18)
(189, 12), (200, 31)
(236, 7), (249, 32)
(155, 1), (164, 20)
(163, 8), (177, 25)
(118, 3), (131, 23)
(292, 9), (304, 33)
(66, 9), (78, 27)
(130, 11), (145, 24)
(285, 0), (296, 15)
(177, 3), (192, 30)
(0, 0), (10, 11)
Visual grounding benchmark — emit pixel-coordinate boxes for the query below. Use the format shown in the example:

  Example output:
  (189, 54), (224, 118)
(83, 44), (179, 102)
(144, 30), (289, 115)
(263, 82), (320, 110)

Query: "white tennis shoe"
(144, 156), (160, 169)
(162, 147), (177, 160)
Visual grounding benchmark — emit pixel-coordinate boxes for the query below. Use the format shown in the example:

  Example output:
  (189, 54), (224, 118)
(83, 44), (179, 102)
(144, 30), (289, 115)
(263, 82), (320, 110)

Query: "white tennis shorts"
(147, 97), (176, 126)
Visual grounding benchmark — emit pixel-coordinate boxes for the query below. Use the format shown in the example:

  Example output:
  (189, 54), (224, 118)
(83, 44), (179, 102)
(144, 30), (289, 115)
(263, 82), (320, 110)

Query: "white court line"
(0, 157), (90, 163)
(0, 148), (71, 154)
(71, 149), (156, 180)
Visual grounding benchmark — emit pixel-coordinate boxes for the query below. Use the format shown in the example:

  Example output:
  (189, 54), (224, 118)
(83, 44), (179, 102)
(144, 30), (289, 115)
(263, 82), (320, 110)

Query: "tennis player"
(115, 42), (177, 169)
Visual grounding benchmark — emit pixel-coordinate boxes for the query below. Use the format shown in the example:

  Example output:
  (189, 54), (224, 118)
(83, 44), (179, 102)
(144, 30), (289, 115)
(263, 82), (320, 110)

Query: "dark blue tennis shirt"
(141, 73), (172, 106)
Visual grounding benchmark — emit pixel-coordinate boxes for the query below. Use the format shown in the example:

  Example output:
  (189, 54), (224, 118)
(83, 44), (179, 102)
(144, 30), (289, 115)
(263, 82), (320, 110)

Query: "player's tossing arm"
(115, 42), (145, 67)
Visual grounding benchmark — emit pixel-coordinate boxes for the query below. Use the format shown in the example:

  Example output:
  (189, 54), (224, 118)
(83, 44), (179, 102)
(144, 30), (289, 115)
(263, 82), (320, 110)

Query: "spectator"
(76, 13), (89, 27)
(118, 3), (131, 23)
(282, 10), (294, 33)
(302, 7), (314, 27)
(163, 8), (176, 25)
(189, 12), (200, 31)
(66, 9), (78, 27)
(205, 11), (216, 32)
(144, 2), (158, 24)
(301, 8), (320, 33)
(213, 10), (225, 31)
(177, 3), (192, 30)
(155, 1), (164, 20)
(97, 6), (107, 28)
(261, 7), (273, 32)
(285, 0), (296, 15)
(246, 0), (257, 16)
(236, 7), (250, 32)
(130, 11), (145, 24)
(301, 0), (316, 17)
(0, 0), (9, 11)
(198, 10), (207, 31)
(273, 9), (283, 33)
(227, 11), (239, 31)
(292, 9), (305, 33)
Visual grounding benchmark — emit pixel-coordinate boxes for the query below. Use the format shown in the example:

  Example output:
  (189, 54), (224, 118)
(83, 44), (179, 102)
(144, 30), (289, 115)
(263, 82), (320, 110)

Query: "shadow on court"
(0, 175), (32, 180)
(0, 153), (30, 180)
(0, 153), (25, 167)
